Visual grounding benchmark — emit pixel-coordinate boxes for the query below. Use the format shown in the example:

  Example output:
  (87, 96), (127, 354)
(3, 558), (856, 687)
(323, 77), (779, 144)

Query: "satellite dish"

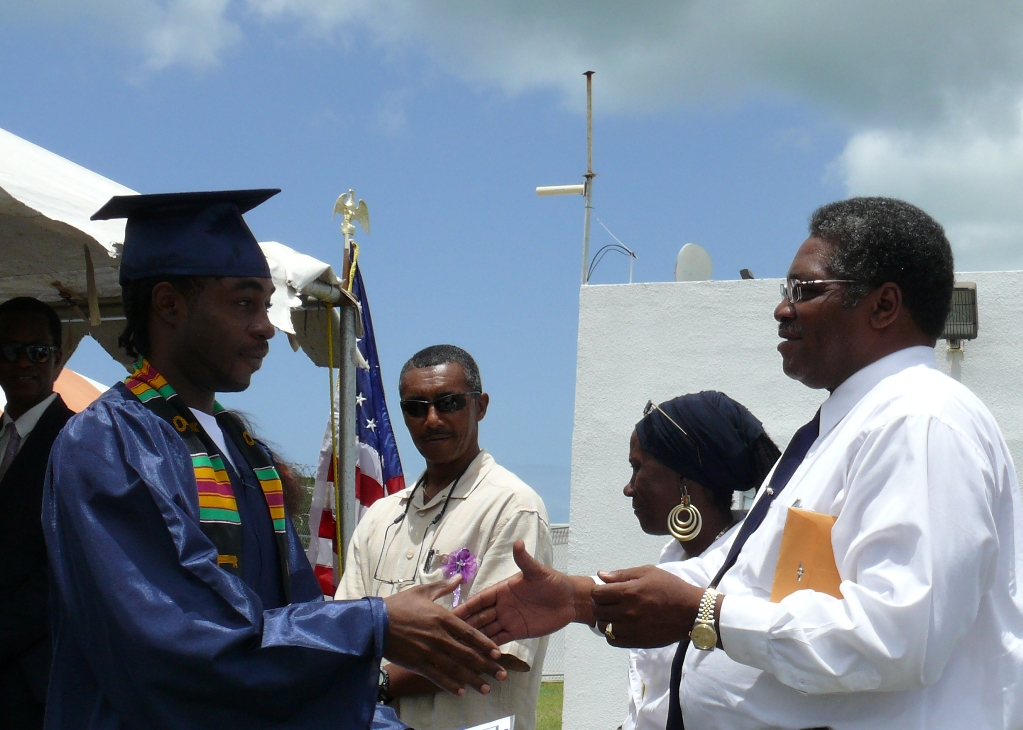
(675, 243), (713, 282)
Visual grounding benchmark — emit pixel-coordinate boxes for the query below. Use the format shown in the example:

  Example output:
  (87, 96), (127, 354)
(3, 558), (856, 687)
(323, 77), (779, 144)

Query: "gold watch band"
(690, 587), (719, 651)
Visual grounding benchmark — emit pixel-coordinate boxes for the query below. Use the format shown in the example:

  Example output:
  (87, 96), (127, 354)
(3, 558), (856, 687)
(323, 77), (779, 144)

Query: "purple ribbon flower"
(442, 548), (479, 607)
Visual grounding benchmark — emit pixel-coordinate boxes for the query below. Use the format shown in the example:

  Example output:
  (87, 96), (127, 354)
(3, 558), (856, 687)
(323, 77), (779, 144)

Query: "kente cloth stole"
(125, 359), (290, 599)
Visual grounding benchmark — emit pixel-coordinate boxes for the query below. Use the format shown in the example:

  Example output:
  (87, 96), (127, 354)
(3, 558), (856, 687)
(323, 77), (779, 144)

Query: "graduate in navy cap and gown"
(42, 190), (506, 730)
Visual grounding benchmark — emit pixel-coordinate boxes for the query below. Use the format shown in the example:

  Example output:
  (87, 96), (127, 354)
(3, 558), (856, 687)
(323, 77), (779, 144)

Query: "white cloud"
(239, 0), (1023, 267)
(838, 111), (1023, 270)
(242, 1), (1023, 124)
(11, 1), (1023, 123)
(9, 0), (1023, 265)
(137, 0), (241, 72)
(2, 0), (241, 73)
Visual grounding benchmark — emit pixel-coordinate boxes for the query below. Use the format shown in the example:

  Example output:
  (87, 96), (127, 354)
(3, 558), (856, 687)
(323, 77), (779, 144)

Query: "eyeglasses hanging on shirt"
(372, 461), (475, 588)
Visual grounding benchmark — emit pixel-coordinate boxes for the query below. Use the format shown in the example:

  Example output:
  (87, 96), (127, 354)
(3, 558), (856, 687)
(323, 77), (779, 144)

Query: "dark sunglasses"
(400, 392), (481, 418)
(0, 343), (59, 364)
(643, 400), (702, 466)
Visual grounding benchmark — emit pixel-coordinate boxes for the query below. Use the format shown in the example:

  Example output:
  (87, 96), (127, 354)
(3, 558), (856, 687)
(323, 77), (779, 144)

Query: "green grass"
(537, 681), (563, 730)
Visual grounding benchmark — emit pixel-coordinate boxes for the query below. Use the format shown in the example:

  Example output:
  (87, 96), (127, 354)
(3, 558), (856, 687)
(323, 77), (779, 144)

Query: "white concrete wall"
(563, 272), (1023, 730)
(543, 524), (571, 681)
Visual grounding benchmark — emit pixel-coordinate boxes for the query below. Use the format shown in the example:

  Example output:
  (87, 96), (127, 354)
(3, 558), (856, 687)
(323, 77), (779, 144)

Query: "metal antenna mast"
(582, 71), (595, 285)
(535, 71), (597, 285)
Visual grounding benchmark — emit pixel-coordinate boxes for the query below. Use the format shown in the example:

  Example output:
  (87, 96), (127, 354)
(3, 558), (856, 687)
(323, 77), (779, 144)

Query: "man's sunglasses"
(643, 400), (702, 466)
(0, 343), (59, 364)
(400, 392), (481, 418)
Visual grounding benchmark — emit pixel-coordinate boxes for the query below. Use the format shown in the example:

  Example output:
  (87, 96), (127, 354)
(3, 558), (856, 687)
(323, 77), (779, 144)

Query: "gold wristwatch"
(690, 587), (719, 651)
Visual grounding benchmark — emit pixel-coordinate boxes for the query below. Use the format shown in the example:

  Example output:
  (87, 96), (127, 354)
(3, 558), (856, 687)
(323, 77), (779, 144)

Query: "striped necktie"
(0, 422), (22, 482)
(666, 409), (821, 730)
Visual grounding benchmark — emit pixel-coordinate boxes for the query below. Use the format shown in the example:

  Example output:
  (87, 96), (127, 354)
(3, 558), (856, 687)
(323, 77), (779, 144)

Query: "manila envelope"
(770, 507), (843, 602)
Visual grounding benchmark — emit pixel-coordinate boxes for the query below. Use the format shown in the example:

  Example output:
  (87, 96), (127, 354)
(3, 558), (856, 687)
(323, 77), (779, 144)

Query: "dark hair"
(274, 459), (308, 520)
(118, 276), (205, 360)
(399, 344), (482, 393)
(809, 197), (955, 340)
(715, 435), (779, 517)
(704, 433), (781, 517)
(752, 433), (782, 483)
(0, 297), (63, 346)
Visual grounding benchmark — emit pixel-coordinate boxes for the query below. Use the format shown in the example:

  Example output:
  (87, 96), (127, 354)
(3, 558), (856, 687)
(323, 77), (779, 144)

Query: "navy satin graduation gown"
(42, 385), (393, 729)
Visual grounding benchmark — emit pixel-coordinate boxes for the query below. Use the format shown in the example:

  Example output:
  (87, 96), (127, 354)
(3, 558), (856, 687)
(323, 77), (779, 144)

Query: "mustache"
(778, 322), (802, 338)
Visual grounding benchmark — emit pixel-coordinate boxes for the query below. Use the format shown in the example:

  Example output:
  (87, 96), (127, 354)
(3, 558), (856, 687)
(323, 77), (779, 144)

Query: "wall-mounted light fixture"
(942, 282), (978, 352)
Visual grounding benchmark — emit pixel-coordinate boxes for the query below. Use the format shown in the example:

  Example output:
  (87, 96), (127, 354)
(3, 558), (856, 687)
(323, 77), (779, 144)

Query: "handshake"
(385, 539), (700, 695)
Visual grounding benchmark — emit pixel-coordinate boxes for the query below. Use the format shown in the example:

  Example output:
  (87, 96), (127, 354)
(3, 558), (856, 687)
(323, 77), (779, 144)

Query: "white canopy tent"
(0, 126), (364, 552)
(0, 126), (133, 364)
(0, 126), (359, 369)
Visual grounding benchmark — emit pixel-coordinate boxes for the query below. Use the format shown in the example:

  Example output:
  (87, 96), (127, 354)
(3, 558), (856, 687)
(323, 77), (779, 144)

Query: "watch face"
(691, 622), (718, 651)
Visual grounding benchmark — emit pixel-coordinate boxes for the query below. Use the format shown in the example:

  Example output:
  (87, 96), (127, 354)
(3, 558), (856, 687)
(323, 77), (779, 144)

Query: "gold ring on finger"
(604, 622), (616, 641)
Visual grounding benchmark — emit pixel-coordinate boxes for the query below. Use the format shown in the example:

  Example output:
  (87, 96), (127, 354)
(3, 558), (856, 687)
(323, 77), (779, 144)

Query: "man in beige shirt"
(337, 344), (552, 730)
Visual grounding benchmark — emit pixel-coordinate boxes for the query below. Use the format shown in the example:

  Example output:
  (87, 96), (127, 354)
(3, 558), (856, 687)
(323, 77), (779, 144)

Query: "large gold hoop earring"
(668, 481), (702, 543)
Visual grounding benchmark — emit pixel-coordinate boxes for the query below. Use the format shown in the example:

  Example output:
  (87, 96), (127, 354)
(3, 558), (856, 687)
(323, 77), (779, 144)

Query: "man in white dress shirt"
(458, 197), (1023, 730)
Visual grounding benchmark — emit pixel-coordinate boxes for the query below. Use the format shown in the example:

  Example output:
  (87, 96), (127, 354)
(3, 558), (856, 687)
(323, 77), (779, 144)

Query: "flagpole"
(337, 304), (358, 574)
(333, 191), (370, 579)
(325, 305), (343, 585)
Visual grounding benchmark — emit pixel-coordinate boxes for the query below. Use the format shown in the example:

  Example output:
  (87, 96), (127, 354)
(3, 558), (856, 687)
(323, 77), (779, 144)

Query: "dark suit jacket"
(0, 395), (73, 729)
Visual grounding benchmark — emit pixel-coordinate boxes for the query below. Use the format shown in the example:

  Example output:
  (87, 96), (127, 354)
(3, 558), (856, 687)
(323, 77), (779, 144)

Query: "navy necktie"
(666, 409), (821, 730)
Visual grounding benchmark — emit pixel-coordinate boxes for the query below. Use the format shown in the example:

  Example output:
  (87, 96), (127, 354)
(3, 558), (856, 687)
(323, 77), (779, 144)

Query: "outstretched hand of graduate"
(455, 540), (591, 644)
(383, 574), (507, 697)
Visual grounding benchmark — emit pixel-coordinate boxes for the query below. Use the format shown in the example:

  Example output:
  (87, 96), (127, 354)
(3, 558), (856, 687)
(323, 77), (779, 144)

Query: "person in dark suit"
(0, 297), (73, 730)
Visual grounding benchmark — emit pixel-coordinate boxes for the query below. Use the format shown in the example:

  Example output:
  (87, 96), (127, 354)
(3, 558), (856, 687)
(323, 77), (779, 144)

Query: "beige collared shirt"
(337, 449), (552, 730)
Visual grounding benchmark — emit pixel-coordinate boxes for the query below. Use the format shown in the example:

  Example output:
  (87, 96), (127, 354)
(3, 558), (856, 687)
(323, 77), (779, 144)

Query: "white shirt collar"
(819, 345), (936, 438)
(1, 392), (59, 440)
(189, 407), (236, 470)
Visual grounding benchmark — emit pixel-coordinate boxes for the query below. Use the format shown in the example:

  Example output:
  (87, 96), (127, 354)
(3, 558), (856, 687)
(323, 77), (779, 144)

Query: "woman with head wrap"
(621, 392), (779, 730)
(455, 392), (780, 730)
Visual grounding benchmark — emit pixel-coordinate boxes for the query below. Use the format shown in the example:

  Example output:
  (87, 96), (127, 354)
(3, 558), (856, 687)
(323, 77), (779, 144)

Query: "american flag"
(306, 265), (405, 595)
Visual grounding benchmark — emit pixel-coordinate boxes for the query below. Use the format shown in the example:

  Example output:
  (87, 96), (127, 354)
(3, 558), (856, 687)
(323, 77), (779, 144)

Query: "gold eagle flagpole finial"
(333, 189), (369, 291)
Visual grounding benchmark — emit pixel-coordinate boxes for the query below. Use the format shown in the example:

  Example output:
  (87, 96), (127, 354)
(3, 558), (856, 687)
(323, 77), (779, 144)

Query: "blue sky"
(4, 2), (1023, 521)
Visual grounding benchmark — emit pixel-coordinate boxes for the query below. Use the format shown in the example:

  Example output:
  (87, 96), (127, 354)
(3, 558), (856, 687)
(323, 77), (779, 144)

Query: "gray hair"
(809, 197), (954, 340)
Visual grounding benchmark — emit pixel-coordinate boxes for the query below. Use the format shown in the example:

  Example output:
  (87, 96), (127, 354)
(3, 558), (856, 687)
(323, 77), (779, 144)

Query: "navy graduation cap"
(91, 189), (280, 285)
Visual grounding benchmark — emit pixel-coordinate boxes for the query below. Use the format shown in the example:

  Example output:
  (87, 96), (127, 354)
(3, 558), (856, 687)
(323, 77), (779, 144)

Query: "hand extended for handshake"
(382, 539), (707, 696)
(383, 574), (507, 696)
(454, 540), (707, 650)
